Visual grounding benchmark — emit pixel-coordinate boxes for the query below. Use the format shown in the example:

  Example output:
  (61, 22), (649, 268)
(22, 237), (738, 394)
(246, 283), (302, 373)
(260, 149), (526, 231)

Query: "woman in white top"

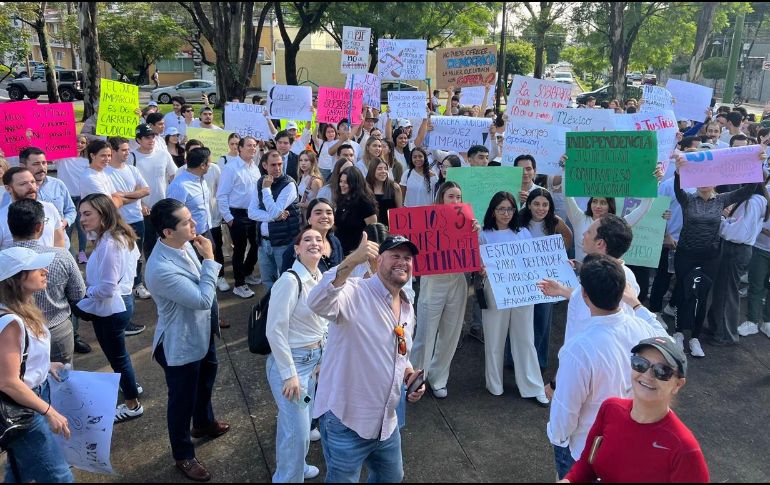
(296, 150), (323, 217)
(354, 136), (383, 176)
(312, 124), (339, 182)
(392, 123), (427, 173)
(479, 191), (549, 404)
(76, 193), (144, 423)
(0, 247), (72, 482)
(219, 133), (241, 166)
(266, 228), (329, 482)
(316, 158), (352, 204)
(400, 147), (438, 207)
(59, 135), (90, 262)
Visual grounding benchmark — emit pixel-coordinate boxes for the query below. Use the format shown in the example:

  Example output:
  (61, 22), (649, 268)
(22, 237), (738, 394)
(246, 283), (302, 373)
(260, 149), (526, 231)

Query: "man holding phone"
(308, 233), (426, 483)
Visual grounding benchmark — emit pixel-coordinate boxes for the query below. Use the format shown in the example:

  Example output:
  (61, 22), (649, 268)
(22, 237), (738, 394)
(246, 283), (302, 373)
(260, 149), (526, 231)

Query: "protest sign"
(388, 203), (481, 276)
(615, 109), (679, 167)
(501, 118), (567, 175)
(345, 73), (380, 108)
(280, 114), (317, 137)
(678, 145), (764, 188)
(31, 103), (78, 159)
(224, 102), (272, 140)
(460, 84), (495, 107)
(506, 75), (572, 122)
(267, 85), (313, 121)
(95, 79), (139, 138)
(49, 371), (120, 474)
(481, 235), (579, 309)
(317, 87), (363, 124)
(446, 166), (523, 221)
(427, 116), (493, 153)
(565, 131), (658, 198)
(665, 79), (713, 122)
(0, 100), (36, 157)
(640, 85), (674, 113)
(341, 26), (371, 74)
(388, 91), (427, 119)
(436, 44), (497, 89)
(186, 128), (231, 159)
(378, 39), (427, 81)
(552, 108), (616, 132)
(620, 196), (670, 268)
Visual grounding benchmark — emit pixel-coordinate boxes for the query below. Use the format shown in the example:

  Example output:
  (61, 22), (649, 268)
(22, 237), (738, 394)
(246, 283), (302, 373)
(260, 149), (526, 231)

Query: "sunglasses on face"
(631, 355), (676, 381)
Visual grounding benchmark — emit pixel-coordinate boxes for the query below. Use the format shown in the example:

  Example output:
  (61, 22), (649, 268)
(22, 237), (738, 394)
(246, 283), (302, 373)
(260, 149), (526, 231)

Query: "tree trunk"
(609, 2), (627, 101)
(78, 2), (100, 121)
(284, 43), (299, 85)
(534, 28), (546, 79)
(66, 2), (78, 69)
(688, 2), (719, 83)
(36, 12), (60, 103)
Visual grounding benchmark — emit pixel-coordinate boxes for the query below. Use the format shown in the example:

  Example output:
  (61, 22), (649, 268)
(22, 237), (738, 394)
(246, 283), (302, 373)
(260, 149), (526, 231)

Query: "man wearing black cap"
(307, 233), (426, 483)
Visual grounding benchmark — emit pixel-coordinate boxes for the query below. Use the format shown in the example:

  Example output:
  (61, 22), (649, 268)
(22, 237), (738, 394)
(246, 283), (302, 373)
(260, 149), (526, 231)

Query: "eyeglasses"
(394, 323), (407, 356)
(184, 109), (193, 113)
(495, 207), (515, 214)
(630, 355), (676, 381)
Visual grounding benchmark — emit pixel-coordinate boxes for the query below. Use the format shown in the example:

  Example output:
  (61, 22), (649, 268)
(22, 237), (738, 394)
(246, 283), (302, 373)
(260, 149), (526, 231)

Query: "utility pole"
(495, 2), (507, 114)
(723, 11), (745, 104)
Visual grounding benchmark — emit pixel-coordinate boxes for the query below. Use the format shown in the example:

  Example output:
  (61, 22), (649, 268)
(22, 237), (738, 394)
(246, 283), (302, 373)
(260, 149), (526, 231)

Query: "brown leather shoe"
(219, 318), (230, 329)
(176, 458), (211, 482)
(191, 420), (230, 439)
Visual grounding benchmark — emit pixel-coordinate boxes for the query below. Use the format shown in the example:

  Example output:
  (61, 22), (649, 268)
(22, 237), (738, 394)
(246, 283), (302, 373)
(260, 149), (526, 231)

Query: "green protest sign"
(565, 131), (658, 198)
(446, 166), (523, 222)
(621, 196), (670, 268)
(280, 113), (317, 137)
(186, 128), (231, 160)
(95, 79), (139, 138)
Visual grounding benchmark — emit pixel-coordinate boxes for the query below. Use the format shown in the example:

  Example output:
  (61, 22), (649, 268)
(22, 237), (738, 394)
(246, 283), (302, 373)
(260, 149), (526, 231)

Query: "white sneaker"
(432, 387), (448, 399)
(760, 322), (770, 338)
(738, 321), (759, 337)
(739, 287), (748, 298)
(133, 283), (151, 299)
(303, 465), (320, 480)
(535, 394), (550, 407)
(232, 285), (255, 299)
(740, 273), (749, 284)
(217, 277), (231, 292)
(689, 338), (705, 358)
(114, 402), (144, 423)
(309, 428), (321, 442)
(673, 332), (685, 352)
(663, 304), (677, 317)
(245, 275), (262, 286)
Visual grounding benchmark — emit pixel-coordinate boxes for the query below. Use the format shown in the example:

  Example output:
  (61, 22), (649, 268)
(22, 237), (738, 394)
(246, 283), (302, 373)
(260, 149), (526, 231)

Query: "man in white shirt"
(512, 154), (543, 206)
(216, 136), (262, 298)
(132, 124), (177, 260)
(163, 97), (186, 139)
(191, 107), (222, 130)
(19, 147), (76, 236)
(0, 167), (65, 249)
(144, 112), (170, 154)
(546, 254), (666, 479)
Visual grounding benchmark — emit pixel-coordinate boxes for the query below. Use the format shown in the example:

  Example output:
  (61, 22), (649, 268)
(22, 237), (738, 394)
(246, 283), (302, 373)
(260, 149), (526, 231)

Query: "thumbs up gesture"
(350, 231), (379, 266)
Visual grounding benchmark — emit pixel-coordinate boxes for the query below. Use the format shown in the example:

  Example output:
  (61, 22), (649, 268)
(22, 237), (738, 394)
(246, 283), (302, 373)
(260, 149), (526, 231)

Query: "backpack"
(248, 270), (302, 355)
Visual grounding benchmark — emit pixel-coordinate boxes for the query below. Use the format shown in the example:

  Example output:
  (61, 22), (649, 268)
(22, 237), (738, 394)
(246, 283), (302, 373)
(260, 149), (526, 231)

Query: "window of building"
(155, 58), (194, 73)
(55, 51), (63, 61)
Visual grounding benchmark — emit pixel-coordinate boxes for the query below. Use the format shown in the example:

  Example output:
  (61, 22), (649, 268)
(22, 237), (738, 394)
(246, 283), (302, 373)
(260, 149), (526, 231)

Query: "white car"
(553, 72), (574, 84)
(150, 79), (218, 104)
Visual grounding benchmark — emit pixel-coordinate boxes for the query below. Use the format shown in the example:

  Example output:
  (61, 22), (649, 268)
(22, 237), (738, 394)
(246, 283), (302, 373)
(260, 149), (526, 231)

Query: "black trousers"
(628, 265), (651, 304)
(211, 225), (225, 277)
(229, 208), (258, 287)
(648, 248), (672, 312)
(673, 246), (720, 338)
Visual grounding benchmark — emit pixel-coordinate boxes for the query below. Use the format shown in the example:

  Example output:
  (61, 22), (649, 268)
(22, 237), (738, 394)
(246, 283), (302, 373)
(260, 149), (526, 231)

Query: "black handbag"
(474, 273), (488, 310)
(0, 318), (36, 451)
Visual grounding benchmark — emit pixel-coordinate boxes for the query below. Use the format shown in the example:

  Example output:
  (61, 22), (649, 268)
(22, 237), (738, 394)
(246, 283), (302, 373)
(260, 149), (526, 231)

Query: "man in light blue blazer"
(145, 198), (228, 482)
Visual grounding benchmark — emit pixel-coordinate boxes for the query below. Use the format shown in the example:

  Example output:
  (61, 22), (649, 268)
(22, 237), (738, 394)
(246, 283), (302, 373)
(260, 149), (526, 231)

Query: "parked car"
(6, 69), (84, 101)
(626, 71), (643, 83)
(553, 71), (574, 84)
(576, 84), (643, 106)
(151, 79), (218, 104)
(643, 73), (657, 84)
(380, 81), (420, 103)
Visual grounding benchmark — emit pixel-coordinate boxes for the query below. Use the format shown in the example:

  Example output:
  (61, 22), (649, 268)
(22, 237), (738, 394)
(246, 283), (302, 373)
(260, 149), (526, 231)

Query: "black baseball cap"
(135, 124), (155, 138)
(631, 336), (687, 378)
(378, 235), (419, 256)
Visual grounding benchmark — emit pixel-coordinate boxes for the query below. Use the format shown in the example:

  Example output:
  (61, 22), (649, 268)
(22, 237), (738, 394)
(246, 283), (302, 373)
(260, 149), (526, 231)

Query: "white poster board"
(640, 85), (675, 113)
(615, 109), (679, 166)
(460, 83), (495, 107)
(388, 91), (427, 119)
(501, 118), (567, 175)
(345, 73), (380, 108)
(552, 108), (617, 132)
(224, 102), (272, 140)
(665, 79), (713, 122)
(267, 85), (313, 121)
(506, 75), (572, 122)
(341, 26), (371, 74)
(427, 116), (493, 152)
(377, 39), (427, 81)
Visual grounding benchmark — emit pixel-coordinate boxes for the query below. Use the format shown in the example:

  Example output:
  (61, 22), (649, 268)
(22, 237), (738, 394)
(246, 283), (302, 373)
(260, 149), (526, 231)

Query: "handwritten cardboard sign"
(665, 79), (713, 122)
(346, 73), (380, 108)
(501, 118), (567, 175)
(552, 108), (616, 132)
(317, 87), (363, 124)
(621, 196), (670, 268)
(31, 103), (78, 159)
(640, 85), (674, 113)
(341, 26), (371, 74)
(388, 203), (481, 276)
(268, 85), (313, 121)
(387, 91), (426, 119)
(436, 44), (497, 89)
(615, 109), (679, 167)
(426, 116), (493, 152)
(565, 131), (658, 198)
(186, 128), (231, 159)
(446, 166), (523, 220)
(460, 84), (495, 107)
(224, 102), (272, 140)
(0, 100), (36, 157)
(678, 145), (764, 188)
(96, 79), (139, 138)
(506, 75), (572, 122)
(378, 39), (427, 81)
(481, 235), (579, 309)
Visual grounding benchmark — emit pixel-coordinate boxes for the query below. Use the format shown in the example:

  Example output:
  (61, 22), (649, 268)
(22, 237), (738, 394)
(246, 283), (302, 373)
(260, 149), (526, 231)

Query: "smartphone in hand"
(406, 370), (425, 395)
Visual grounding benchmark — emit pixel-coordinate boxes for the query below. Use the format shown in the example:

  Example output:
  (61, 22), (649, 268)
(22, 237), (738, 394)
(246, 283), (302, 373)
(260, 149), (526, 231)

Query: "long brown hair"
(0, 271), (46, 338)
(80, 193), (137, 250)
(297, 149), (322, 181)
(365, 158), (397, 200)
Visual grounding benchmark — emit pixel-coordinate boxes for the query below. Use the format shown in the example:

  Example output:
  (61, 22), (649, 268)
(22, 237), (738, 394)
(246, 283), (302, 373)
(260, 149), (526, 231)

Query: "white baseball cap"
(398, 119), (412, 128)
(165, 127), (180, 137)
(286, 121), (298, 131)
(0, 247), (54, 281)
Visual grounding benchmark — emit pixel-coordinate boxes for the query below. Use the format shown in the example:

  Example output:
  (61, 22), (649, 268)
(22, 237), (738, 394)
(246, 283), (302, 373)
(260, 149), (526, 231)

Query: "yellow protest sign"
(186, 128), (232, 160)
(96, 79), (139, 137)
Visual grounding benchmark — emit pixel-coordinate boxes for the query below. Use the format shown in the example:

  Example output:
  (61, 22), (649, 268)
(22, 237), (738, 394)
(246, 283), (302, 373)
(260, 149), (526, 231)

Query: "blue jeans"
(553, 444), (575, 480)
(266, 347), (322, 483)
(320, 411), (404, 483)
(66, 196), (87, 253)
(533, 303), (554, 370)
(92, 294), (139, 400)
(4, 381), (73, 483)
(258, 240), (291, 291)
(129, 221), (145, 288)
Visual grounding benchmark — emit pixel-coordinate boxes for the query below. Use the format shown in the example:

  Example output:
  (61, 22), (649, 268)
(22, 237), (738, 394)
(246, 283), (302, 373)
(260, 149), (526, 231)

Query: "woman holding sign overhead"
(479, 191), (549, 405)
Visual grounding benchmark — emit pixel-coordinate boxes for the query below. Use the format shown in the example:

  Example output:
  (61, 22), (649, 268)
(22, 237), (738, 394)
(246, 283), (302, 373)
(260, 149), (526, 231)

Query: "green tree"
(275, 2), (331, 85)
(8, 2), (60, 102)
(560, 44), (610, 89)
(0, 7), (31, 82)
(702, 57), (728, 87)
(517, 2), (570, 78)
(504, 41), (535, 79)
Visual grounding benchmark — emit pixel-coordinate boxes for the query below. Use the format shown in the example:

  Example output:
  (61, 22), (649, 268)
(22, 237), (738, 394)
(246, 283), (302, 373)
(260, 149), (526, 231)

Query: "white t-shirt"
(107, 165), (148, 224)
(53, 157), (89, 198)
(0, 200), (62, 250)
(131, 149), (177, 207)
(316, 140), (337, 171)
(0, 313), (51, 388)
(80, 168), (117, 198)
(400, 169), (438, 207)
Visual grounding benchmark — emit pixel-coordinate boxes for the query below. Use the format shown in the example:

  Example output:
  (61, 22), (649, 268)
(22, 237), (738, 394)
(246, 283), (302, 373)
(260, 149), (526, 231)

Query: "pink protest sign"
(679, 145), (764, 188)
(0, 100), (37, 157)
(31, 103), (78, 159)
(317, 87), (363, 124)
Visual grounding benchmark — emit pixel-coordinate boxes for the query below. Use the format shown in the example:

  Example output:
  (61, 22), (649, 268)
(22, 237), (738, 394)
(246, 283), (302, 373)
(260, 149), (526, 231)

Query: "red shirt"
(565, 398), (709, 483)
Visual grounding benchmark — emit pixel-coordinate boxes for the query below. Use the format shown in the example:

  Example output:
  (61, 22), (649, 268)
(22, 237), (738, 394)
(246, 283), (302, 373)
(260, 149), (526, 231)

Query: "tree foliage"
(702, 57), (728, 83)
(504, 41), (536, 78)
(560, 44), (610, 89)
(7, 2), (59, 102)
(0, 6), (31, 81)
(517, 2), (570, 78)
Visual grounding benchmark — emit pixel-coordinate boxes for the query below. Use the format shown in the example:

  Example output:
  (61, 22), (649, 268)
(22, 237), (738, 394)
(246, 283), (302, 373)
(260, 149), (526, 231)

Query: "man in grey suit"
(145, 198), (228, 482)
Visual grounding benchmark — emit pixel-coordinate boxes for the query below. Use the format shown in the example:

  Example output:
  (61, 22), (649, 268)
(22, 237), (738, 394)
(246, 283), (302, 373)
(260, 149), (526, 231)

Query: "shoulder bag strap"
(286, 270), (303, 300)
(0, 314), (28, 380)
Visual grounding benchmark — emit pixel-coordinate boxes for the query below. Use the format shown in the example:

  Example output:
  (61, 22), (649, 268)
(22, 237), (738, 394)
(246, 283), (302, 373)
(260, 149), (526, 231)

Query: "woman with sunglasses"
(562, 337), (709, 483)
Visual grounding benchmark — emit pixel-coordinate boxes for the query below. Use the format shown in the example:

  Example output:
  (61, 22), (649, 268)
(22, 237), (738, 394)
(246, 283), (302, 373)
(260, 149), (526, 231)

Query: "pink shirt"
(307, 267), (414, 441)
